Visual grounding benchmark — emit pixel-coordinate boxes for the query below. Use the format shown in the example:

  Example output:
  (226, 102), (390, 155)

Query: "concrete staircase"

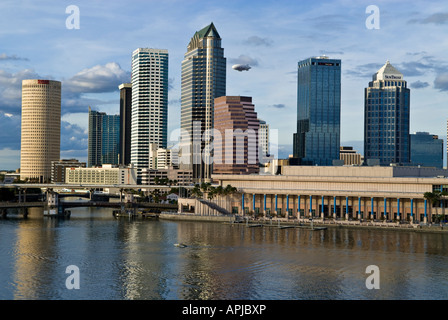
(198, 199), (231, 215)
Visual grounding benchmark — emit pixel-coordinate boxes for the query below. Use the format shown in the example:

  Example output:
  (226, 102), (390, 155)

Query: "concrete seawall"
(159, 212), (448, 233)
(159, 213), (235, 223)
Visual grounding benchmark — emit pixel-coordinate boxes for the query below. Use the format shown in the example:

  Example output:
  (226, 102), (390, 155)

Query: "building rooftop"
(194, 22), (220, 39)
(373, 60), (403, 81)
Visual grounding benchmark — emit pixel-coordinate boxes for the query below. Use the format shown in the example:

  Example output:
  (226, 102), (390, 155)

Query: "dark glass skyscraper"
(293, 56), (341, 166)
(88, 107), (120, 167)
(410, 132), (443, 168)
(180, 22), (226, 182)
(119, 83), (132, 166)
(364, 61), (410, 166)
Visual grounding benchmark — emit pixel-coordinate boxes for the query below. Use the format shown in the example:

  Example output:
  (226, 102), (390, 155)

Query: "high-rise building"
(213, 96), (259, 175)
(130, 48), (169, 179)
(364, 61), (410, 166)
(20, 79), (61, 182)
(180, 22), (226, 182)
(119, 83), (132, 166)
(101, 113), (120, 165)
(293, 56), (341, 166)
(88, 107), (120, 167)
(410, 132), (443, 168)
(258, 119), (269, 159)
(88, 107), (102, 167)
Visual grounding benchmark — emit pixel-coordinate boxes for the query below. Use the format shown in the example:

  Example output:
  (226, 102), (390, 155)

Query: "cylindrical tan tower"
(20, 79), (61, 182)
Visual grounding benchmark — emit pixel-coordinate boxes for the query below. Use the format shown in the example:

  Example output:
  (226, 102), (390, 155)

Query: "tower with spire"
(179, 22), (226, 182)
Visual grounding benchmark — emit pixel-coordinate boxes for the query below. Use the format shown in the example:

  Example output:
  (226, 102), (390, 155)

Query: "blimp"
(232, 64), (251, 72)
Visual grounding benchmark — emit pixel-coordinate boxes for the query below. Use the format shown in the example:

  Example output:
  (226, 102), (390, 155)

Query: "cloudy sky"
(1, 0), (448, 170)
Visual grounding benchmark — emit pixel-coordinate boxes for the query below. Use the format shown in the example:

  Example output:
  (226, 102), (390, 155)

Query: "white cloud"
(0, 68), (46, 114)
(434, 72), (448, 91)
(229, 55), (259, 67)
(245, 36), (273, 47)
(63, 62), (130, 94)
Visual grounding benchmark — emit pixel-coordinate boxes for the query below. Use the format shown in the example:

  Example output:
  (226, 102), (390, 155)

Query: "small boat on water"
(43, 209), (71, 218)
(139, 209), (160, 220)
(112, 209), (137, 218)
(174, 243), (187, 248)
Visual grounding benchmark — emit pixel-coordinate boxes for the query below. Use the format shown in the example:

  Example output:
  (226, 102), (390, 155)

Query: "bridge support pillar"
(20, 207), (28, 218)
(1, 208), (7, 218)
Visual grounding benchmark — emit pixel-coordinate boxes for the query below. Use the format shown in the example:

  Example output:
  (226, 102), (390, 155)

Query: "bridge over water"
(0, 200), (177, 218)
(1, 183), (192, 198)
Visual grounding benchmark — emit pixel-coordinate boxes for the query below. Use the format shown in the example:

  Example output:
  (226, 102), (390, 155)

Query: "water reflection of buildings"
(6, 209), (448, 299)
(115, 218), (170, 299)
(173, 221), (447, 299)
(12, 208), (61, 299)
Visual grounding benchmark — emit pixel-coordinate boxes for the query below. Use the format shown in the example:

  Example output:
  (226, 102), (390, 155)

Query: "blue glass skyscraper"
(410, 132), (443, 168)
(364, 61), (410, 166)
(293, 56), (341, 166)
(101, 113), (120, 165)
(88, 107), (120, 167)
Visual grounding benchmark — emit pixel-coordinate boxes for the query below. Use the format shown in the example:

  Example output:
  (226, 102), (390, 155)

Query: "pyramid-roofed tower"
(373, 60), (403, 81)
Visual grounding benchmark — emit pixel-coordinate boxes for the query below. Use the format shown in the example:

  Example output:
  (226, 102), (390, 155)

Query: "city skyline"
(1, 1), (448, 170)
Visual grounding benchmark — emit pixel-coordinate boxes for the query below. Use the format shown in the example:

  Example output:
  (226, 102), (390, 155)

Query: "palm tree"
(207, 188), (216, 201)
(224, 184), (237, 195)
(200, 182), (212, 193)
(191, 184), (203, 199)
(424, 191), (448, 223)
(215, 185), (224, 196)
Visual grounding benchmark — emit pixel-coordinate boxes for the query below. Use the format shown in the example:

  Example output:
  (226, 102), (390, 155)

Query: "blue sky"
(1, 0), (448, 170)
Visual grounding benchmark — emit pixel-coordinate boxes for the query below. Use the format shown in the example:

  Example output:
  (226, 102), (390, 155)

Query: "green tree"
(424, 191), (448, 223)
(191, 184), (203, 199)
(200, 182), (212, 193)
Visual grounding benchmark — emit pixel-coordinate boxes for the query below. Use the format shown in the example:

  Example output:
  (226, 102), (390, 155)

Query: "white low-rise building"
(65, 164), (137, 185)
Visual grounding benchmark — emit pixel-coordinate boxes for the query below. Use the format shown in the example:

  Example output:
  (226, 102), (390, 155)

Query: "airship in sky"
(232, 64), (251, 72)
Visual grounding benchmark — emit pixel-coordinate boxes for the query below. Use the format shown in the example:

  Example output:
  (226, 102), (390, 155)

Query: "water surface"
(1, 206), (447, 300)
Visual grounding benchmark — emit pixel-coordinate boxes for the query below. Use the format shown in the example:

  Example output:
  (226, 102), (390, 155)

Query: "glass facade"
(180, 23), (226, 181)
(119, 83), (132, 166)
(293, 56), (341, 166)
(88, 107), (120, 167)
(88, 107), (102, 167)
(364, 61), (410, 166)
(410, 132), (443, 168)
(101, 114), (120, 165)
